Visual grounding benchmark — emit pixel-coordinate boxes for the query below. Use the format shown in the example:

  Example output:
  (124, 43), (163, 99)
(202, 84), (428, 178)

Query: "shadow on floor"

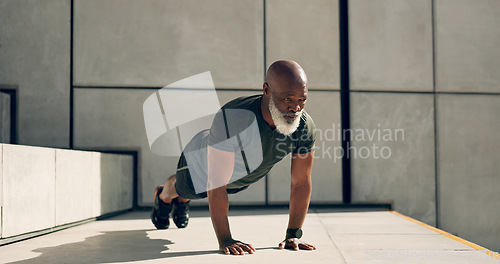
(7, 230), (221, 264)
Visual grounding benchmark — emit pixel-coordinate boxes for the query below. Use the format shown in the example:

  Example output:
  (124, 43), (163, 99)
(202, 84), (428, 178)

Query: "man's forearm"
(208, 186), (232, 244)
(287, 183), (312, 229)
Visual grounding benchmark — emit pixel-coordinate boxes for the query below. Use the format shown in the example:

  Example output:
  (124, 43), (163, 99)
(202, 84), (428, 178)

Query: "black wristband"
(285, 228), (303, 239)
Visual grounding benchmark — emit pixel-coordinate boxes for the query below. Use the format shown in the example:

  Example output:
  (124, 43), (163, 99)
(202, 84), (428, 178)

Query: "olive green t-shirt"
(205, 95), (316, 190)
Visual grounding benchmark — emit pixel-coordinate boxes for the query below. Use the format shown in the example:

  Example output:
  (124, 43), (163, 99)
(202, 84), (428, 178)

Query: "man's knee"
(168, 174), (177, 182)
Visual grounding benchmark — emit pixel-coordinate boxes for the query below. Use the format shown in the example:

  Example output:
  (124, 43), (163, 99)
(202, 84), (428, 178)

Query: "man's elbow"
(291, 179), (312, 189)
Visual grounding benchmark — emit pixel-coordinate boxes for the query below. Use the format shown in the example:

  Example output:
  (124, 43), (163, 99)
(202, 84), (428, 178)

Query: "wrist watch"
(285, 228), (303, 239)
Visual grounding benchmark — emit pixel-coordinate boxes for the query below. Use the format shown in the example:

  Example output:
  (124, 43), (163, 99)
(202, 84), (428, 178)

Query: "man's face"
(267, 81), (308, 135)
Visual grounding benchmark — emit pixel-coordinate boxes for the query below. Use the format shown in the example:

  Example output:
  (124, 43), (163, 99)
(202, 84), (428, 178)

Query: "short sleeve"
(207, 109), (238, 152)
(207, 108), (258, 153)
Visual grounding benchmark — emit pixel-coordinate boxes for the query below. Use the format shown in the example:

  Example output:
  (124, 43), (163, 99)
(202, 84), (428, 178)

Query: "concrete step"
(0, 144), (134, 241)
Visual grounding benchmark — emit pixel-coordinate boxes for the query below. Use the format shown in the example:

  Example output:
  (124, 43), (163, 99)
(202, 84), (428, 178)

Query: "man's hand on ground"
(278, 238), (316, 251)
(219, 238), (256, 255)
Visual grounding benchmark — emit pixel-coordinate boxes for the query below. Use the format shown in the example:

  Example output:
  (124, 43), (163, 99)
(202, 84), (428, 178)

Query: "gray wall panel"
(75, 88), (341, 206)
(267, 154), (292, 204)
(0, 145), (3, 238)
(349, 0), (433, 91)
(0, 0), (70, 148)
(437, 94), (500, 252)
(216, 90), (260, 106)
(74, 89), (266, 206)
(435, 0), (500, 93)
(99, 153), (134, 214)
(266, 0), (340, 90)
(268, 91), (343, 203)
(74, 88), (175, 207)
(351, 93), (436, 225)
(0, 93), (10, 143)
(74, 0), (264, 89)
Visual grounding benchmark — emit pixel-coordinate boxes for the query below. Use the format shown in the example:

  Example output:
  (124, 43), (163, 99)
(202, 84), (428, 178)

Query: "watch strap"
(285, 228), (303, 239)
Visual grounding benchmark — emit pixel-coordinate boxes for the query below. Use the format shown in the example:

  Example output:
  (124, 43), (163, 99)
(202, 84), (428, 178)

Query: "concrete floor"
(0, 208), (498, 264)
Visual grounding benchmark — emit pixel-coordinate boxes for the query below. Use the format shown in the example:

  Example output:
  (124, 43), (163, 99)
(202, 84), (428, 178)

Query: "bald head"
(265, 60), (307, 88)
(261, 60), (308, 133)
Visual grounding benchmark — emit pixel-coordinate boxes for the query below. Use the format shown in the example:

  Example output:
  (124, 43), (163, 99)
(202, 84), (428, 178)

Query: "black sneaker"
(172, 198), (190, 228)
(151, 185), (173, 229)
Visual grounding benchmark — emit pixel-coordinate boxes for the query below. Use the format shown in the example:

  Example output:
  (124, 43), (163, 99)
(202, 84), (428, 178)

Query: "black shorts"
(174, 153), (249, 200)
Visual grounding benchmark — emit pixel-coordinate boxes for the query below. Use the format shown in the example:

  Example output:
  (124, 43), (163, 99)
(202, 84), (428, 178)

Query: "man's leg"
(159, 174), (191, 204)
(153, 174), (191, 229)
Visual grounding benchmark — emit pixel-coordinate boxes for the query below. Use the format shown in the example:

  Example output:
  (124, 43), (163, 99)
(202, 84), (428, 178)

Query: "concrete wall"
(0, 144), (133, 239)
(349, 0), (434, 91)
(1, 0), (499, 252)
(349, 0), (436, 224)
(349, 0), (500, 252)
(0, 92), (10, 143)
(435, 0), (500, 93)
(0, 0), (70, 148)
(74, 0), (263, 88)
(350, 93), (436, 225)
(437, 95), (500, 252)
(266, 0), (340, 89)
(73, 0), (343, 206)
(73, 88), (343, 206)
(434, 0), (500, 252)
(266, 0), (342, 204)
(73, 0), (266, 206)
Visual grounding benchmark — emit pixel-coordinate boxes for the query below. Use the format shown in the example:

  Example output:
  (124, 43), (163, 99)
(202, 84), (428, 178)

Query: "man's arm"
(207, 146), (256, 255)
(279, 152), (317, 250)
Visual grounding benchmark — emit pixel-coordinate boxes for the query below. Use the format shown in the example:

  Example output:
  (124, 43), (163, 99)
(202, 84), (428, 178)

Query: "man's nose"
(289, 103), (301, 113)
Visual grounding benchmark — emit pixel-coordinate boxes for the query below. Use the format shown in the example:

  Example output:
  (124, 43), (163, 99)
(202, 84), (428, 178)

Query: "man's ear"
(263, 82), (270, 95)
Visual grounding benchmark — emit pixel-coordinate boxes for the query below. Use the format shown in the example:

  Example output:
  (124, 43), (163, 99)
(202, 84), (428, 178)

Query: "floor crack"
(314, 209), (348, 264)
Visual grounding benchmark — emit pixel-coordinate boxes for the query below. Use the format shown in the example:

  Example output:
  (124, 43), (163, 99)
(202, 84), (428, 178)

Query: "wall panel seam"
(263, 0), (269, 206)
(69, 0), (75, 149)
(350, 90), (500, 96)
(339, 0), (351, 203)
(73, 86), (342, 92)
(431, 0), (439, 228)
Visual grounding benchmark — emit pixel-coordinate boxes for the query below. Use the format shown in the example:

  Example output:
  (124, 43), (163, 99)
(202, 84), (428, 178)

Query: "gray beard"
(268, 95), (302, 136)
